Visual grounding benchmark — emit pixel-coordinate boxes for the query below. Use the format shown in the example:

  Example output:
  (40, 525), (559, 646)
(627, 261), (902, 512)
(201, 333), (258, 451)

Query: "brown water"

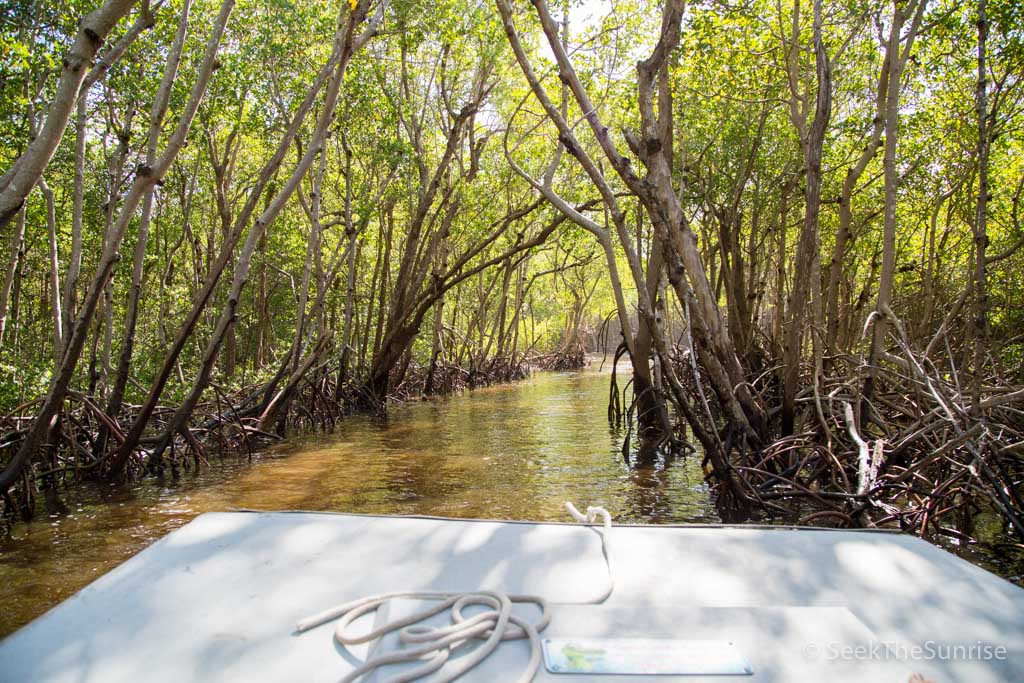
(4, 360), (1020, 639)
(0, 361), (718, 637)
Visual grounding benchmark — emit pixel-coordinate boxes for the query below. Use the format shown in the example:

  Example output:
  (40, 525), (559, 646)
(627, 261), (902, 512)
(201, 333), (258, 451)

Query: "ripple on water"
(8, 360), (1007, 638)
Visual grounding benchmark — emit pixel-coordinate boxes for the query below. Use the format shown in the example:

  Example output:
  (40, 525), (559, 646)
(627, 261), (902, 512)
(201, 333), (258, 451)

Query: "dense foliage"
(1, 0), (1022, 556)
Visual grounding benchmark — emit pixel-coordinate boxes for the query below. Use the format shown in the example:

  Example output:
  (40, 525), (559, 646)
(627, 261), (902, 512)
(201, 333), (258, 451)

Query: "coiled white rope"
(295, 502), (614, 683)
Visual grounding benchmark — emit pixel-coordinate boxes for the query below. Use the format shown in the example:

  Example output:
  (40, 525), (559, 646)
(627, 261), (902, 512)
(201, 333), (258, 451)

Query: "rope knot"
(564, 501), (611, 529)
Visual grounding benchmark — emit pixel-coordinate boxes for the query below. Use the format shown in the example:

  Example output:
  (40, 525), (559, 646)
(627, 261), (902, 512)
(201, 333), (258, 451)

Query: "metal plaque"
(542, 638), (753, 676)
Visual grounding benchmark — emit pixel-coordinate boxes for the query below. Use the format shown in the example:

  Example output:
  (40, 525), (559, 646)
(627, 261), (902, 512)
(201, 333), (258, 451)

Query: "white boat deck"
(1, 511), (1021, 682)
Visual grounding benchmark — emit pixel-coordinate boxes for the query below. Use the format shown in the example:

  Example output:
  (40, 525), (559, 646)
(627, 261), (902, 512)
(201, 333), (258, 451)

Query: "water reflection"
(0, 360), (715, 637)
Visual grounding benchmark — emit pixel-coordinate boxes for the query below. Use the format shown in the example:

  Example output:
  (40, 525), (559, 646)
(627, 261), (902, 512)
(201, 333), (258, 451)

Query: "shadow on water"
(2, 357), (1019, 638)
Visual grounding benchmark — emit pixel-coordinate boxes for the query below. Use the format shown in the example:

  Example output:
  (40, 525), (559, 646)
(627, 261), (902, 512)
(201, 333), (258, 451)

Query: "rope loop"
(296, 502), (613, 683)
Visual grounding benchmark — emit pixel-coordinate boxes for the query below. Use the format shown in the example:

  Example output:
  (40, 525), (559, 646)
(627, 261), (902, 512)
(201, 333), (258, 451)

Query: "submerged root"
(671, 332), (1024, 558)
(533, 343), (588, 372)
(0, 353), (541, 522)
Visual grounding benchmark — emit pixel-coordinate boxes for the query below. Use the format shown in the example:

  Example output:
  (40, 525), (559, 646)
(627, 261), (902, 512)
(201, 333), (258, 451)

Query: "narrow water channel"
(0, 360), (717, 637)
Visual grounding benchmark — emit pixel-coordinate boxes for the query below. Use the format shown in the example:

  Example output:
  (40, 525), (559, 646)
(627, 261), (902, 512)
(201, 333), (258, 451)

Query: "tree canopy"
(1, 0), (1023, 549)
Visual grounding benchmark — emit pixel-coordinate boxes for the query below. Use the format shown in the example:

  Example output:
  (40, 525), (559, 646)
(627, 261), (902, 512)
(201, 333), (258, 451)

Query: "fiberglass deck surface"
(0, 511), (1021, 682)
